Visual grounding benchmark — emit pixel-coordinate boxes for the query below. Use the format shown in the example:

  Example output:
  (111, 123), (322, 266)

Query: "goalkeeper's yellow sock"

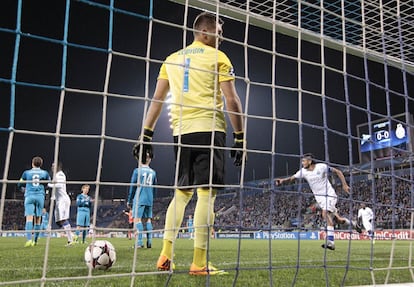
(162, 189), (193, 258)
(193, 247), (207, 267)
(160, 239), (173, 259)
(193, 188), (216, 266)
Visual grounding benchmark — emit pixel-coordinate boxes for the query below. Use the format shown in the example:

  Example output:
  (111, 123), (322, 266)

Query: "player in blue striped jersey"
(127, 151), (156, 248)
(75, 184), (92, 244)
(18, 156), (51, 247)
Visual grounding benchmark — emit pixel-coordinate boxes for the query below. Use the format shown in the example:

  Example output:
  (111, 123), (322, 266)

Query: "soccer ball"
(84, 240), (116, 270)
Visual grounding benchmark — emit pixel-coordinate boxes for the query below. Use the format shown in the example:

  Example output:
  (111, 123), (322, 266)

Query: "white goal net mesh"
(0, 0), (414, 286)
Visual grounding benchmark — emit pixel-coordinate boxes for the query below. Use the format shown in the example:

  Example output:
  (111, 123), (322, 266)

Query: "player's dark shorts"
(174, 131), (225, 187)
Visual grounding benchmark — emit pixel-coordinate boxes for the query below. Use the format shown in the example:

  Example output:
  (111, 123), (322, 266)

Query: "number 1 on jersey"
(183, 58), (191, 92)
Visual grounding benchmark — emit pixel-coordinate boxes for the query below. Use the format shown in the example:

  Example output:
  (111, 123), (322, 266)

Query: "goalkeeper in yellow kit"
(133, 11), (245, 275)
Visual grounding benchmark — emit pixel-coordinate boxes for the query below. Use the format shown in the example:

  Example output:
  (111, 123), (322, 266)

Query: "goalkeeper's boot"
(24, 240), (34, 247)
(189, 262), (228, 276)
(321, 241), (335, 250)
(157, 255), (175, 271)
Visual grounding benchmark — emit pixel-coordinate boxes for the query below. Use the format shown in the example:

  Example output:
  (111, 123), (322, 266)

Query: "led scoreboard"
(357, 113), (413, 163)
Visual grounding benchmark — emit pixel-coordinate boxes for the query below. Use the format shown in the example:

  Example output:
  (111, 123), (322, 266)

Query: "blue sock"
(136, 222), (144, 246)
(146, 222), (153, 244)
(25, 221), (33, 241)
(34, 224), (41, 242)
(82, 230), (87, 242)
(368, 230), (374, 239)
(40, 224), (46, 237)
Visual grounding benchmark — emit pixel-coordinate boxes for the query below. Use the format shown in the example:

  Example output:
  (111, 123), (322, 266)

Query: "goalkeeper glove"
(133, 128), (154, 164)
(230, 131), (245, 166)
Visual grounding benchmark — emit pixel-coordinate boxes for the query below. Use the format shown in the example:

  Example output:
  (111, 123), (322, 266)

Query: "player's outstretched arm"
(331, 167), (350, 194)
(275, 176), (296, 186)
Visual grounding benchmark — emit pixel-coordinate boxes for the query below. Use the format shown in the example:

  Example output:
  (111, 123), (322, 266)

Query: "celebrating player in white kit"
(276, 153), (362, 251)
(358, 203), (374, 240)
(48, 162), (75, 246)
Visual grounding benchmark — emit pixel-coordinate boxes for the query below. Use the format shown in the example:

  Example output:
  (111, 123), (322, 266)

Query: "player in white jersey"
(358, 203), (374, 240)
(276, 153), (362, 251)
(48, 162), (75, 246)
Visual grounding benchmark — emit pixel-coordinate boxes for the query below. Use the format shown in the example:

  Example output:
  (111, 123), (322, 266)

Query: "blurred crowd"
(2, 172), (413, 231)
(190, 172), (413, 231)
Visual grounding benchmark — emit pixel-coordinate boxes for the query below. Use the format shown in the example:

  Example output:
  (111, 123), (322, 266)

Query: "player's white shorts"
(55, 198), (71, 222)
(362, 219), (373, 231)
(314, 195), (337, 213)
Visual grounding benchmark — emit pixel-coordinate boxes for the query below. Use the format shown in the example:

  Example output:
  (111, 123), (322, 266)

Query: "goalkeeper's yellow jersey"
(158, 40), (235, 136)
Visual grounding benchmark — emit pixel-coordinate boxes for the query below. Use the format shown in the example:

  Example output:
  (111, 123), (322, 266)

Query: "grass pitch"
(0, 237), (413, 286)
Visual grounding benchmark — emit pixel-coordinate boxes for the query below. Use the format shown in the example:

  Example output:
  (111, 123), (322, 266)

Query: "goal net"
(1, 0), (414, 286)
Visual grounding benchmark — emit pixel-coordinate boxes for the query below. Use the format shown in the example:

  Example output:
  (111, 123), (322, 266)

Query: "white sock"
(63, 223), (73, 242)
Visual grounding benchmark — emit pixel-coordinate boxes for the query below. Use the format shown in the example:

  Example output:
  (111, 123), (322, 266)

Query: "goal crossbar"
(170, 0), (414, 74)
